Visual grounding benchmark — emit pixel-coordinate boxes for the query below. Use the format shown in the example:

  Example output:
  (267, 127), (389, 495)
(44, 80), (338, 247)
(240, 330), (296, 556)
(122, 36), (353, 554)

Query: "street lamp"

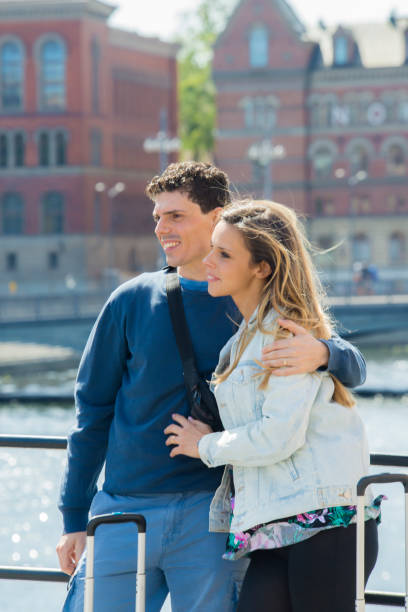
(143, 108), (180, 173)
(93, 181), (126, 288)
(247, 140), (286, 199)
(144, 110), (180, 267)
(335, 169), (368, 294)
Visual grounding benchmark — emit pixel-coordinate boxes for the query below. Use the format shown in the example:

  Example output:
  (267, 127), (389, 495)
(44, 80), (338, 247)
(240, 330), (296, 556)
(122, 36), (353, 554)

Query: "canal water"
(0, 346), (407, 611)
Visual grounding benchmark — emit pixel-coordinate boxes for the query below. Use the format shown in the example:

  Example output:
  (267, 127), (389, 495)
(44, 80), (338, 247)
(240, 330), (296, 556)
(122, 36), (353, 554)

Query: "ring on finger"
(283, 359), (287, 367)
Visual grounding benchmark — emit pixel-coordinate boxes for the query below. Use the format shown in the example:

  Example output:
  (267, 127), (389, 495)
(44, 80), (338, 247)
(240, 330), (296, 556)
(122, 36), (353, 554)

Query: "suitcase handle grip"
(86, 512), (146, 536)
(357, 472), (408, 496)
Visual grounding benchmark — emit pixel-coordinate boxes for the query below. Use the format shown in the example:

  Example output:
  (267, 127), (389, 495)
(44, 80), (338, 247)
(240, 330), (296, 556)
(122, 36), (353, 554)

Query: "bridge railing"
(0, 435), (407, 606)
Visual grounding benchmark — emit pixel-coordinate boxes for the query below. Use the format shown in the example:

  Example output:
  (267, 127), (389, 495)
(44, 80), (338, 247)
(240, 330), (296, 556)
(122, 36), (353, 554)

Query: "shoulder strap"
(165, 269), (200, 389)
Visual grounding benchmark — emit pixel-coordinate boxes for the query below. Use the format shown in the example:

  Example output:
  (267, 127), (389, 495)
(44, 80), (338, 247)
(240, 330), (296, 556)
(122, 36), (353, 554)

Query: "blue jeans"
(63, 490), (248, 612)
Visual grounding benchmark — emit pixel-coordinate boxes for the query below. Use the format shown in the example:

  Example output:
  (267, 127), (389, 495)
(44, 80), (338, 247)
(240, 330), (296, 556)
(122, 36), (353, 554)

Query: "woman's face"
(203, 220), (268, 301)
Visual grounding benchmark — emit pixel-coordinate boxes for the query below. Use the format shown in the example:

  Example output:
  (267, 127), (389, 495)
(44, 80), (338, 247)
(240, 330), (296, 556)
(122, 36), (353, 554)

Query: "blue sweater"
(59, 270), (366, 533)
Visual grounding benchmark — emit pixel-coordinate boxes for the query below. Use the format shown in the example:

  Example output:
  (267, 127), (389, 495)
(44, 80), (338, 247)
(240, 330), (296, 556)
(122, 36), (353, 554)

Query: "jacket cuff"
(198, 432), (223, 467)
(317, 339), (331, 372)
(61, 509), (89, 534)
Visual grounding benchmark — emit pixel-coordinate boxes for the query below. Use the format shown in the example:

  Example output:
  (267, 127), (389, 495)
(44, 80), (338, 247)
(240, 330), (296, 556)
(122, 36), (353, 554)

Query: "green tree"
(177, 0), (237, 160)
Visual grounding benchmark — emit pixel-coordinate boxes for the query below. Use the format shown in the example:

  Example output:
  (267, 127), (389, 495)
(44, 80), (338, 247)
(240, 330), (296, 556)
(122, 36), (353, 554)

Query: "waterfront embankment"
(0, 342), (80, 375)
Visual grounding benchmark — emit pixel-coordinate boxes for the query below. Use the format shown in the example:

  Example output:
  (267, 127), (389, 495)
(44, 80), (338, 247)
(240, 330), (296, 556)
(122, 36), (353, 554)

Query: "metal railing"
(0, 434), (406, 606)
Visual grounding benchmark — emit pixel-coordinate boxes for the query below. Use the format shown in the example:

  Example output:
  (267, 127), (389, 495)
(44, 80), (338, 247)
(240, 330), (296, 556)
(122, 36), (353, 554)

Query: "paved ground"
(0, 342), (80, 374)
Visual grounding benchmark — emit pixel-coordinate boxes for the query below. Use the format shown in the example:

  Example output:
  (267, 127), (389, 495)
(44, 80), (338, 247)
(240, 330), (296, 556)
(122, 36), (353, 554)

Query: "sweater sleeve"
(58, 298), (128, 533)
(198, 373), (322, 469)
(319, 333), (366, 388)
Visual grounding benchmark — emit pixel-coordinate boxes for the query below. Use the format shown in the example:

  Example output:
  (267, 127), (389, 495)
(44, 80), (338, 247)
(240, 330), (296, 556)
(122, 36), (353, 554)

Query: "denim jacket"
(198, 310), (372, 533)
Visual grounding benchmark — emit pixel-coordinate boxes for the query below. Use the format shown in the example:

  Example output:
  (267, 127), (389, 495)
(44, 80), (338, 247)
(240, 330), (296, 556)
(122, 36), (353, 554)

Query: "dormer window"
(405, 29), (408, 65)
(334, 36), (348, 66)
(249, 26), (268, 68)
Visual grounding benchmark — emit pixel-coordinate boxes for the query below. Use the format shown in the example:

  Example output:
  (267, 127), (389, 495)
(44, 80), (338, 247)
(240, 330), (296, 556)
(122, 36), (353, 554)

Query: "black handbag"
(165, 268), (224, 432)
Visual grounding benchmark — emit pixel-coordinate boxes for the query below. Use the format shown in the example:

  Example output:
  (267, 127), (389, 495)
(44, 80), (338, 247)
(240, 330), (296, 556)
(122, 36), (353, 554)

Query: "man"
(57, 162), (365, 611)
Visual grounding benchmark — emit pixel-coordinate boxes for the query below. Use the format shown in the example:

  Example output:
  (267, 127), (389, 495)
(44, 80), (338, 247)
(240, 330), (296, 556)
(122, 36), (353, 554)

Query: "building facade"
(214, 0), (408, 293)
(0, 0), (178, 294)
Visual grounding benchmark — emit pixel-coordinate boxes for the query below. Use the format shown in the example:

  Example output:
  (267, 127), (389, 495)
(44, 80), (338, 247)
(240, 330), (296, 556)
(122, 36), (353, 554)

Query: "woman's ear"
(255, 260), (272, 279)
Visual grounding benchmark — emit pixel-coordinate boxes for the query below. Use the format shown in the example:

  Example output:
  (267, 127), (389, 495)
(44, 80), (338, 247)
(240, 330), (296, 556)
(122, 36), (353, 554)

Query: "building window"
(314, 197), (335, 215)
(387, 144), (405, 175)
(351, 233), (370, 262)
(242, 96), (277, 130)
(39, 38), (66, 110)
(91, 38), (100, 114)
(47, 251), (59, 269)
(90, 129), (102, 166)
(0, 132), (8, 167)
(312, 147), (333, 178)
(6, 252), (18, 271)
(39, 131), (50, 166)
(249, 26), (268, 68)
(333, 36), (348, 66)
(55, 131), (67, 166)
(389, 232), (405, 264)
(350, 196), (371, 214)
(2, 192), (24, 234)
(14, 132), (25, 167)
(0, 40), (23, 111)
(42, 191), (64, 234)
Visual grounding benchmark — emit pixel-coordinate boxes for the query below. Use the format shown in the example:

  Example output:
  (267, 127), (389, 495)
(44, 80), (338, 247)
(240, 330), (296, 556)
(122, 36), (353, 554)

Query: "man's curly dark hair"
(145, 161), (231, 213)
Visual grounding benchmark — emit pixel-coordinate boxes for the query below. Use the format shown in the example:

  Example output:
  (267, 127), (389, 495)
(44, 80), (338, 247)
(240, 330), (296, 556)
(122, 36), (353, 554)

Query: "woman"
(164, 200), (381, 612)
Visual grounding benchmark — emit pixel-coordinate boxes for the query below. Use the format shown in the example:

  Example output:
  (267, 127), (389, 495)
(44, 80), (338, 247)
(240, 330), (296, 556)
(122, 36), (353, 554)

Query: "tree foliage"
(177, 0), (237, 160)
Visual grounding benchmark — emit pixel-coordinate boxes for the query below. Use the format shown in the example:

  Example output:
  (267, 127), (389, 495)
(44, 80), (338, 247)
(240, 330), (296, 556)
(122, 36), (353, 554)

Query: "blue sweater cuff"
(62, 509), (89, 534)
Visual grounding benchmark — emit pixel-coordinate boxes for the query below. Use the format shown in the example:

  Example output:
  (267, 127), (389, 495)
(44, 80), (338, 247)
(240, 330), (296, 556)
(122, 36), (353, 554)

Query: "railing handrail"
(0, 436), (406, 607)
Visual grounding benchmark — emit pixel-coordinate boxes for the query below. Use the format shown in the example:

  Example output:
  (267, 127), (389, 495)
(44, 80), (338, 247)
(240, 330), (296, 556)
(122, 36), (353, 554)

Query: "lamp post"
(94, 181), (126, 289)
(143, 108), (180, 173)
(335, 168), (368, 294)
(143, 109), (180, 267)
(247, 140), (286, 199)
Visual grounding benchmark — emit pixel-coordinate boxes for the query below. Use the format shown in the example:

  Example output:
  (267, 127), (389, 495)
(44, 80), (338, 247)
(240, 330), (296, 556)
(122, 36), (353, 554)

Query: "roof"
(306, 21), (408, 68)
(109, 28), (179, 58)
(0, 0), (116, 20)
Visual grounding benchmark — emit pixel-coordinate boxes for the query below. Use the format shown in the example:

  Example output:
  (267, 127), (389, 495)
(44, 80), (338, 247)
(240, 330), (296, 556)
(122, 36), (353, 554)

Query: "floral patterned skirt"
(224, 495), (385, 561)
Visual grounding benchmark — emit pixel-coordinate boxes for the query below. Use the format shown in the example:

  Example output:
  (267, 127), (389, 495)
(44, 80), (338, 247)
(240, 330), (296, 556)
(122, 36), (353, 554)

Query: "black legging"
(237, 519), (378, 612)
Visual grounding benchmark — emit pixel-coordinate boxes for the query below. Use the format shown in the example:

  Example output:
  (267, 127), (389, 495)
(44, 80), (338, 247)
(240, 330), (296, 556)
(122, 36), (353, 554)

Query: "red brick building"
(0, 0), (178, 292)
(214, 0), (408, 293)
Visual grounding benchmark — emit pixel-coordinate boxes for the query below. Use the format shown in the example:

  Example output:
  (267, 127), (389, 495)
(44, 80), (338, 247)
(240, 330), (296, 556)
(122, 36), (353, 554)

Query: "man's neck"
(178, 262), (208, 282)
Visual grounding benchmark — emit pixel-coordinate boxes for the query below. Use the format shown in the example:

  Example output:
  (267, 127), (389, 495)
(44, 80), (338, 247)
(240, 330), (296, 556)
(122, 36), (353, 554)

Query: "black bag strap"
(165, 269), (201, 392)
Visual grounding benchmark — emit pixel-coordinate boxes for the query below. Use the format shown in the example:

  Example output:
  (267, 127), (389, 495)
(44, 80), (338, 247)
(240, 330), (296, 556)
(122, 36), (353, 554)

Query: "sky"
(108, 0), (408, 40)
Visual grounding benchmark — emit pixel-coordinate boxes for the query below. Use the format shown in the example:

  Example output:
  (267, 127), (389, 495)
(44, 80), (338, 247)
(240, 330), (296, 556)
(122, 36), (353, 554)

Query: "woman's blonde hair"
(213, 199), (355, 408)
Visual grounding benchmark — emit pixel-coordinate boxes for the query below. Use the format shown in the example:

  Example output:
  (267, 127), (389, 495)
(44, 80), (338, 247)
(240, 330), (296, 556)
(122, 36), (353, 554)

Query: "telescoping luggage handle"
(84, 512), (147, 612)
(356, 473), (408, 612)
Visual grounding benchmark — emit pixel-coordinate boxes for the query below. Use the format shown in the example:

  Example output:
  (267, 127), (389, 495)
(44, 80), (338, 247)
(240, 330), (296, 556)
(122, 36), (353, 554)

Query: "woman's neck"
(232, 287), (264, 323)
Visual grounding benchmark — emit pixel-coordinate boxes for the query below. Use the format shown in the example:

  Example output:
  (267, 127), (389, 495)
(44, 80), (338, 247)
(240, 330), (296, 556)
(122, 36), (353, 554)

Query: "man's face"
(153, 191), (219, 277)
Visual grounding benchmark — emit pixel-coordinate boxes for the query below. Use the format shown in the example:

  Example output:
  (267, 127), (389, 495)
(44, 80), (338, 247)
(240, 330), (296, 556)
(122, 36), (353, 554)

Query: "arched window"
(389, 232), (406, 264)
(39, 38), (66, 110)
(351, 233), (371, 262)
(387, 144), (405, 175)
(0, 133), (8, 167)
(333, 36), (348, 66)
(42, 191), (64, 234)
(312, 147), (333, 178)
(249, 26), (268, 68)
(0, 40), (23, 110)
(55, 131), (67, 166)
(2, 192), (24, 234)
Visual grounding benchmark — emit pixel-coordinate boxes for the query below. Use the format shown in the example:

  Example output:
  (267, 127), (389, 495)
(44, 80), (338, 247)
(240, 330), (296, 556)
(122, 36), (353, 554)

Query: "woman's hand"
(164, 414), (213, 458)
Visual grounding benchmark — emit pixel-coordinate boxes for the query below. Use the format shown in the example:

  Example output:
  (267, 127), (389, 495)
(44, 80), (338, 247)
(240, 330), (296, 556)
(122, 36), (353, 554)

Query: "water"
(0, 352), (407, 611)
